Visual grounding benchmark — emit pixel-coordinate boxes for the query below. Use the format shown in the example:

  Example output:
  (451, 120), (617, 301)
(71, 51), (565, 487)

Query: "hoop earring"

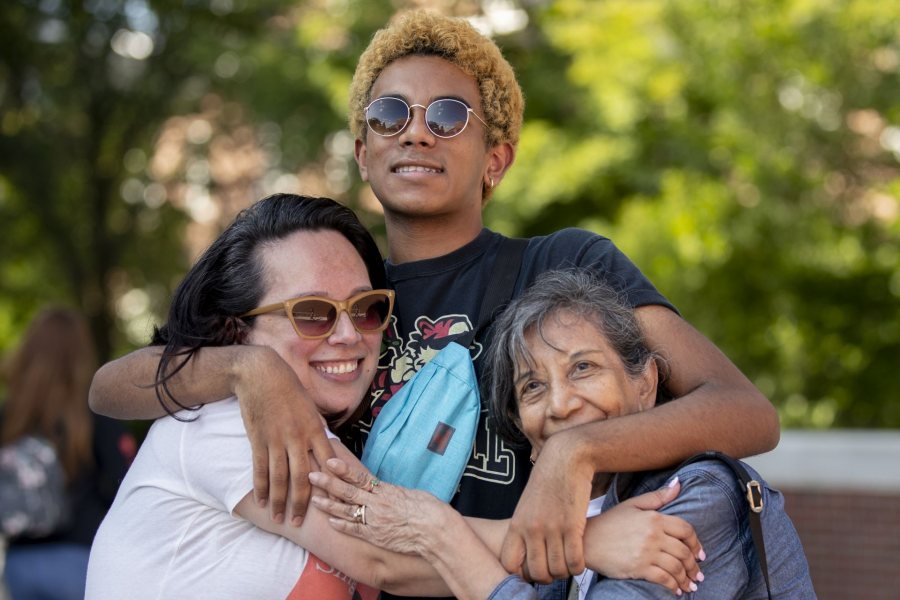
(487, 176), (494, 189)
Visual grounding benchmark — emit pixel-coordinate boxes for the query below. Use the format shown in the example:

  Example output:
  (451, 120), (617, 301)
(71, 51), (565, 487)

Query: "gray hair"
(485, 269), (667, 446)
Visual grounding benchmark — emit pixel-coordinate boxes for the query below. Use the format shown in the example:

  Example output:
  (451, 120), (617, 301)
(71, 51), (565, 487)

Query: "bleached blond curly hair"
(349, 10), (524, 150)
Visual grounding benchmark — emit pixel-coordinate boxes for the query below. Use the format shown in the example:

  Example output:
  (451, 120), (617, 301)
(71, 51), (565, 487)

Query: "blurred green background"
(1, 0), (898, 429)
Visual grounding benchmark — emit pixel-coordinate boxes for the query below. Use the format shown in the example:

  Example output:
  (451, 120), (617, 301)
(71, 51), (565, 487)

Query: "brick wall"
(746, 430), (900, 600)
(784, 489), (900, 599)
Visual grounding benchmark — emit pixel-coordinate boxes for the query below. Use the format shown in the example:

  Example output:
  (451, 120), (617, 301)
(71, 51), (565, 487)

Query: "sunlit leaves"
(490, 0), (900, 427)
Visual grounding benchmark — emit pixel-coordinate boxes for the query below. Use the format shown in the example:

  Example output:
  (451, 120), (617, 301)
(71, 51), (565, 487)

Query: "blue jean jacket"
(488, 459), (816, 599)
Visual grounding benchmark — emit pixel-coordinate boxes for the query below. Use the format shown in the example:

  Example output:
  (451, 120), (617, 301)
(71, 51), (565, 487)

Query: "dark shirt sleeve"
(521, 228), (677, 314)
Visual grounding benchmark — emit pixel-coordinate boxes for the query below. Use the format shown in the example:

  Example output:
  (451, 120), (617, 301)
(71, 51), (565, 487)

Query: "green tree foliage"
(488, 0), (900, 428)
(0, 0), (396, 357)
(1, 0), (897, 428)
(0, 0), (296, 359)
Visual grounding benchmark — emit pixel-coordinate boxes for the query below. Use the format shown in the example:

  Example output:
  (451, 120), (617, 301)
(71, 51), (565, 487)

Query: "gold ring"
(353, 504), (366, 525)
(368, 478), (380, 493)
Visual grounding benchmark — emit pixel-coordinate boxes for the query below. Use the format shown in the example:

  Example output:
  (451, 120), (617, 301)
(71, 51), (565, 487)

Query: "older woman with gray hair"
(310, 269), (815, 599)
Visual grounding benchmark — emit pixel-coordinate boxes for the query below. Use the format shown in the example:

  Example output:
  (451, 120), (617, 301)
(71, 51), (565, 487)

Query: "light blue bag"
(361, 237), (529, 502)
(361, 341), (479, 501)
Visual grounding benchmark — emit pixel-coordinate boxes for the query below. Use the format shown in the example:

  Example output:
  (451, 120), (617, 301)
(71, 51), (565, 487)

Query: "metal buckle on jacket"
(746, 480), (764, 513)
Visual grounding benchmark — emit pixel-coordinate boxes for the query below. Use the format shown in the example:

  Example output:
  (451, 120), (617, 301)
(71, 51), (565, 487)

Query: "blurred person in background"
(0, 307), (135, 600)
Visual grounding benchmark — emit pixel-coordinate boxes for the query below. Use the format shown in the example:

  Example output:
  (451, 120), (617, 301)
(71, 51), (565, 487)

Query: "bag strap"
(677, 451), (773, 600)
(456, 237), (529, 348)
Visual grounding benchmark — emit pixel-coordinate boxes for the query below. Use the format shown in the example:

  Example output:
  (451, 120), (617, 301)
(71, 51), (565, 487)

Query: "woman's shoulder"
(675, 457), (761, 489)
(618, 457), (765, 520)
(150, 396), (242, 429)
(139, 396), (245, 464)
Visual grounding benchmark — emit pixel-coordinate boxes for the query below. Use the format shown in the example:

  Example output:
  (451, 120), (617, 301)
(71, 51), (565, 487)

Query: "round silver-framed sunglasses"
(364, 96), (488, 139)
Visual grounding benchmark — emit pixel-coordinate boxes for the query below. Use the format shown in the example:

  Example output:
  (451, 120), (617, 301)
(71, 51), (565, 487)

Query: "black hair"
(151, 193), (385, 417)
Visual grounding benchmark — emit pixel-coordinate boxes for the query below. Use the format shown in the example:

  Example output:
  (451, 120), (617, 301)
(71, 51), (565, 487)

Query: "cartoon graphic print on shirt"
(369, 313), (480, 418)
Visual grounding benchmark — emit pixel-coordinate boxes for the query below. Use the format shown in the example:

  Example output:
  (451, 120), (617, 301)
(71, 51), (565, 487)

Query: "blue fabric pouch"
(361, 237), (528, 503)
(361, 341), (480, 502)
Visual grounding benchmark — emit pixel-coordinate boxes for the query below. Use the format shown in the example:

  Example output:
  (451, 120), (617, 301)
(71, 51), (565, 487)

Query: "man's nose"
(399, 104), (436, 145)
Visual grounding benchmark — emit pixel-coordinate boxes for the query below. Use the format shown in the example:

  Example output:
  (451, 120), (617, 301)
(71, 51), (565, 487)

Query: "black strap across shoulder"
(455, 237), (529, 348)
(677, 451), (773, 600)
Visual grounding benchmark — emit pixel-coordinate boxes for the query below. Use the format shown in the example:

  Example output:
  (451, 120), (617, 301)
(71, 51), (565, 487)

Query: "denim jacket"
(488, 459), (816, 599)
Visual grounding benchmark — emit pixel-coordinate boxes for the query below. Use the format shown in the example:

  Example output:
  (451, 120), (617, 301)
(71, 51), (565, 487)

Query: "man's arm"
(501, 305), (779, 581)
(469, 481), (703, 595)
(89, 344), (335, 524)
(90, 345), (239, 418)
(589, 305), (779, 470)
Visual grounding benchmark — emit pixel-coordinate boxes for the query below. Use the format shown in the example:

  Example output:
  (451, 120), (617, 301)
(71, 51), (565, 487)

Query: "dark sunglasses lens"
(366, 98), (409, 136)
(290, 300), (337, 337)
(426, 99), (469, 137)
(349, 294), (391, 331)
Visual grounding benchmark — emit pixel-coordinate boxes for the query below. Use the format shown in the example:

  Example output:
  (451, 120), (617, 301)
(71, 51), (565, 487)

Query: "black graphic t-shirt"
(352, 227), (673, 598)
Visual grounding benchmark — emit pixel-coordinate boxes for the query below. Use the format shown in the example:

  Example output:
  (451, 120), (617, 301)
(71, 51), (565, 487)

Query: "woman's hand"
(308, 458), (447, 555)
(311, 459), (515, 600)
(585, 478), (705, 596)
(234, 346), (335, 526)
